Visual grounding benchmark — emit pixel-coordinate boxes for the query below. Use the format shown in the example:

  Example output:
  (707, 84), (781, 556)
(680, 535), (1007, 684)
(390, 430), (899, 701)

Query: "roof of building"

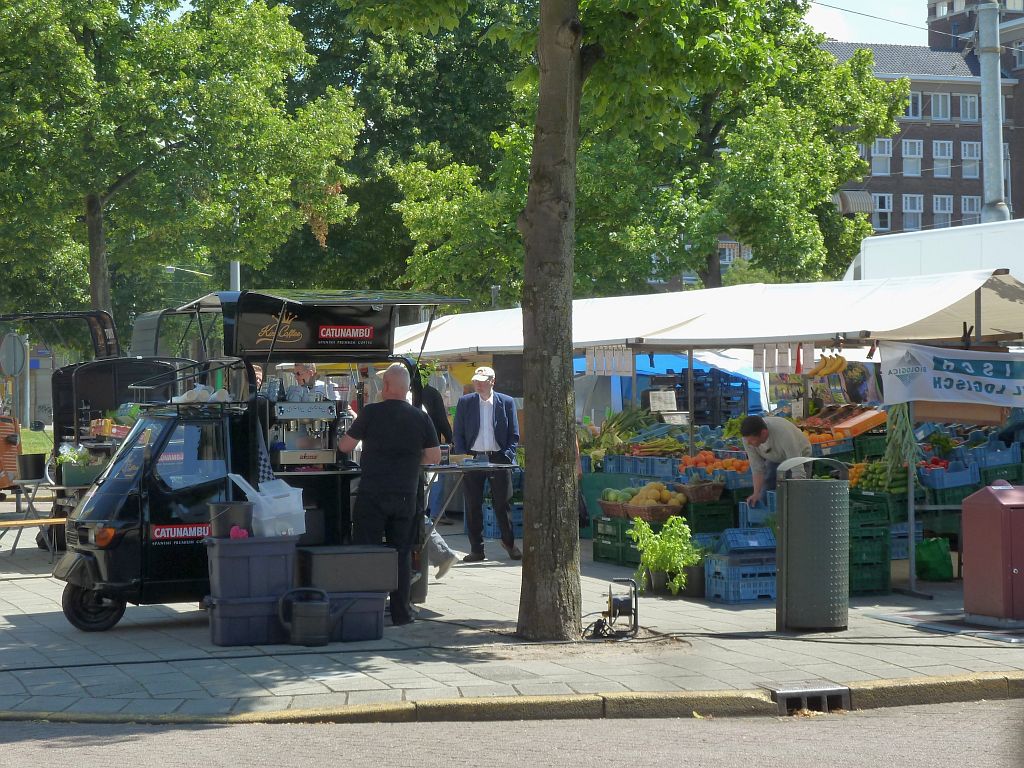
(823, 41), (981, 78)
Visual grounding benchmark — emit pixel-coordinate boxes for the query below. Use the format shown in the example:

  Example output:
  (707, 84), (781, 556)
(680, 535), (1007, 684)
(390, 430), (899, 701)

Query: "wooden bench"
(0, 517), (67, 561)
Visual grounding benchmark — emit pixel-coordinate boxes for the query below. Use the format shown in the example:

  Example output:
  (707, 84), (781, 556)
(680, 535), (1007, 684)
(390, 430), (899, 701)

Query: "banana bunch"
(805, 353), (848, 378)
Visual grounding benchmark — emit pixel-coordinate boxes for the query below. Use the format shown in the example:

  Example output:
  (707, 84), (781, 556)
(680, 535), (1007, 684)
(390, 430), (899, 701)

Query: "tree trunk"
(85, 193), (113, 314)
(701, 250), (723, 289)
(515, 0), (582, 641)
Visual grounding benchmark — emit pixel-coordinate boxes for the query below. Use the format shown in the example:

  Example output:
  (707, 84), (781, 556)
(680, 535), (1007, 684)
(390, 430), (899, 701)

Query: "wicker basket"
(622, 503), (683, 524)
(675, 481), (725, 503)
(596, 499), (626, 519)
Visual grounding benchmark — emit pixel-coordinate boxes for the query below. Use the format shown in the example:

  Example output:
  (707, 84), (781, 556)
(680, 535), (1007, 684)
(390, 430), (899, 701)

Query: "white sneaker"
(436, 554), (458, 579)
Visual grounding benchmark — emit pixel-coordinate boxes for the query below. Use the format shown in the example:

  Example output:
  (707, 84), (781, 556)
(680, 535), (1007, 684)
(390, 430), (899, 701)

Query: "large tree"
(1, 0), (362, 319)
(342, 0), (809, 641)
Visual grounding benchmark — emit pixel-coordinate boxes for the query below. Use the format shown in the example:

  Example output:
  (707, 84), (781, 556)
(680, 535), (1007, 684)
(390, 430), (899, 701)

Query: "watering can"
(278, 588), (332, 647)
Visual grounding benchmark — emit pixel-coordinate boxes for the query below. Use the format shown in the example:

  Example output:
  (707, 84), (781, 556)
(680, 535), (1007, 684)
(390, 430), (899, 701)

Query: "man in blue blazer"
(453, 366), (522, 562)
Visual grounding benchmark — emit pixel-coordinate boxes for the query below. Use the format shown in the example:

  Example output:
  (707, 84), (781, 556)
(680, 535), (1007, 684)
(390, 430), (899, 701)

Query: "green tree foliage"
(1, 0), (362, 321)
(254, 1), (527, 292)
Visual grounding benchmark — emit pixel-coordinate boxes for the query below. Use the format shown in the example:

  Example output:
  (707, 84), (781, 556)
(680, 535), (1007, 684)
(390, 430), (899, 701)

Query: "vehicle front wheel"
(61, 584), (126, 632)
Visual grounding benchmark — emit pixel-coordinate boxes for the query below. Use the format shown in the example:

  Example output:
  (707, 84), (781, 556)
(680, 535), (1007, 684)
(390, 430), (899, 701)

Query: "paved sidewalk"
(0, 504), (1022, 722)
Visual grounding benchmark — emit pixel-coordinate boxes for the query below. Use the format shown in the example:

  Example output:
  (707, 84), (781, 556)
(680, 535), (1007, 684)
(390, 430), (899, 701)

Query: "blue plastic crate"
(603, 454), (627, 474)
(713, 448), (747, 459)
(629, 424), (674, 443)
(692, 532), (721, 552)
(890, 520), (924, 560)
(714, 468), (754, 490)
(916, 460), (980, 489)
(705, 553), (777, 581)
(890, 520), (924, 537)
(717, 527), (776, 554)
(738, 501), (773, 528)
(580, 454), (592, 474)
(705, 573), (777, 604)
(645, 456), (679, 480)
(966, 440), (1021, 469)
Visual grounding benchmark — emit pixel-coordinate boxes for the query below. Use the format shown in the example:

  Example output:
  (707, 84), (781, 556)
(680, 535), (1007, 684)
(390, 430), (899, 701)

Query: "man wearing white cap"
(453, 365), (521, 562)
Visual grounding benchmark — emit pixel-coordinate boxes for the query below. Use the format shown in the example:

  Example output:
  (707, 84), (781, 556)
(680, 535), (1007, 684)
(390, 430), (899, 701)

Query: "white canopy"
(394, 269), (1024, 357)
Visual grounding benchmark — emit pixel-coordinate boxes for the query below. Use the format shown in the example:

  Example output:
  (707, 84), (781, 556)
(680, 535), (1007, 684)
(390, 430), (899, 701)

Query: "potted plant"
(57, 443), (104, 486)
(626, 516), (702, 595)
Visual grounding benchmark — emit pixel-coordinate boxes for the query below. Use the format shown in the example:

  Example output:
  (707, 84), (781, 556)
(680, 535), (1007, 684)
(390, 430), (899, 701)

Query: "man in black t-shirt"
(337, 362), (440, 626)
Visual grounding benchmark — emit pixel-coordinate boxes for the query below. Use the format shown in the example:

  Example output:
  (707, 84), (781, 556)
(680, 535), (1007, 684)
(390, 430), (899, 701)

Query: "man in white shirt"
(741, 415), (812, 506)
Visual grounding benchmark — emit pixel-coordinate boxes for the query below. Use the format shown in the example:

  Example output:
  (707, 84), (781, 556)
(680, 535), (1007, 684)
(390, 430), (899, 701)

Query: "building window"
(1015, 41), (1024, 69)
(959, 94), (979, 121)
(856, 143), (868, 161)
(935, 2), (948, 17)
(962, 195), (981, 225)
(933, 140), (953, 177)
(902, 139), (923, 176)
(1007, 0), (1024, 12)
(872, 138), (892, 176)
(929, 93), (951, 120)
(904, 92), (922, 119)
(933, 195), (954, 228)
(1004, 143), (1012, 203)
(962, 141), (981, 178)
(872, 193), (893, 232)
(903, 194), (924, 231)
(953, 0), (965, 12)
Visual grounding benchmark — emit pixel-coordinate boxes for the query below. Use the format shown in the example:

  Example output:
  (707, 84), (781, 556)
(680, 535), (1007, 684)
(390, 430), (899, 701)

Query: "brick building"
(827, 1), (1024, 234)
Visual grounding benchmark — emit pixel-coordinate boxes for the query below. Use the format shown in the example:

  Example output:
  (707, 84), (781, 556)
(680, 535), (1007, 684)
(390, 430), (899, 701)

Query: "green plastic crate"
(854, 433), (887, 461)
(980, 464), (1024, 484)
(924, 485), (982, 507)
(685, 500), (735, 534)
(919, 510), (961, 537)
(621, 540), (642, 566)
(850, 562), (891, 596)
(849, 500), (889, 528)
(849, 529), (890, 565)
(594, 516), (625, 543)
(726, 488), (754, 504)
(850, 488), (925, 523)
(592, 537), (623, 564)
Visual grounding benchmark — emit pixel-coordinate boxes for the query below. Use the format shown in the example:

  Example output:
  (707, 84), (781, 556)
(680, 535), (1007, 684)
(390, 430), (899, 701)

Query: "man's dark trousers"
(352, 493), (418, 624)
(463, 451), (514, 555)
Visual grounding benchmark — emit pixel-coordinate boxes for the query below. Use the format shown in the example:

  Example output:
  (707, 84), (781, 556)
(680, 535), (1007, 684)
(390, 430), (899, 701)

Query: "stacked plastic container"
(704, 528), (777, 604)
(205, 534), (299, 646)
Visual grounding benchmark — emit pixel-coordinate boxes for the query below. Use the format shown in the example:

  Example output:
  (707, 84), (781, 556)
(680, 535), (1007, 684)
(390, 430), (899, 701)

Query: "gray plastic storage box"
(206, 535), (299, 599)
(206, 595), (289, 646)
(328, 592), (387, 642)
(297, 545), (399, 592)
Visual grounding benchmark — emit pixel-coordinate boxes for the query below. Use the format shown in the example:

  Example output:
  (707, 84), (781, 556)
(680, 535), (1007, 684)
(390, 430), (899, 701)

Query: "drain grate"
(760, 679), (852, 716)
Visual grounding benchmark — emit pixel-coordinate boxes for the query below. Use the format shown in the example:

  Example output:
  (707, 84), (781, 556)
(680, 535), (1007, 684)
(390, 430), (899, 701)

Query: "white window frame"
(872, 138), (892, 176)
(929, 92), (951, 120)
(933, 140), (953, 178)
(933, 195), (954, 228)
(935, 2), (948, 17)
(1015, 41), (1024, 69)
(962, 141), (981, 178)
(903, 194), (924, 231)
(902, 139), (923, 177)
(962, 195), (981, 226)
(904, 92), (922, 119)
(959, 93), (979, 122)
(872, 193), (893, 232)
(1007, 0), (1024, 12)
(953, 0), (965, 11)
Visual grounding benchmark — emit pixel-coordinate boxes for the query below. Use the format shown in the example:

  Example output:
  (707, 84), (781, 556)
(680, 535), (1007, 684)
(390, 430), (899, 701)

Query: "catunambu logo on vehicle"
(887, 350), (928, 386)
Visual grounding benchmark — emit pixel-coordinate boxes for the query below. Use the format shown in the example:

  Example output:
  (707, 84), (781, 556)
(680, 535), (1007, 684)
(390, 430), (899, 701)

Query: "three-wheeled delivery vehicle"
(52, 289), (462, 630)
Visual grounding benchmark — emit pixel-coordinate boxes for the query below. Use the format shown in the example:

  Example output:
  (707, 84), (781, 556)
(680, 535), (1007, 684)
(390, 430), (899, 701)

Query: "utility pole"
(978, 3), (1012, 223)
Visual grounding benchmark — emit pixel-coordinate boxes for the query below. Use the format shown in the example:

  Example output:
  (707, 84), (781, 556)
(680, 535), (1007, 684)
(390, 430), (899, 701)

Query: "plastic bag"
(228, 474), (305, 537)
(915, 537), (954, 581)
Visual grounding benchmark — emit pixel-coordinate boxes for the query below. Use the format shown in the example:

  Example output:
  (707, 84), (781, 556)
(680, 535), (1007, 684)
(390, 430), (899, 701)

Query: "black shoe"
(502, 542), (523, 560)
(462, 552), (485, 563)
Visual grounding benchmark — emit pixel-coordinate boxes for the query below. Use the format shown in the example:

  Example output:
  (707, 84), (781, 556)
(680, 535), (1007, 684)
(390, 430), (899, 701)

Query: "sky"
(806, 0), (929, 46)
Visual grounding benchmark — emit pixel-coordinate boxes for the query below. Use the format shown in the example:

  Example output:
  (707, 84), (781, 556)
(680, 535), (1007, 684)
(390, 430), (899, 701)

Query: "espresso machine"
(269, 401), (338, 468)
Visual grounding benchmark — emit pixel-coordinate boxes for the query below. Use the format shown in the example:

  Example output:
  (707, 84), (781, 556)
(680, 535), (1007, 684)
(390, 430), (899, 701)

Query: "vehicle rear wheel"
(61, 583), (126, 631)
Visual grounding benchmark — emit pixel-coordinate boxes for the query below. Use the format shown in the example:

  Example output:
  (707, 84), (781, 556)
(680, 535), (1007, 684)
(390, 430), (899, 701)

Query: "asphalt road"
(0, 700), (1020, 768)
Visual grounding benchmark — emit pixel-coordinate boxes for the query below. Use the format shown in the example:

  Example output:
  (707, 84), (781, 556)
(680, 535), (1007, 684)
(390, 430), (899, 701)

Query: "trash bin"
(962, 482), (1024, 623)
(776, 457), (849, 632)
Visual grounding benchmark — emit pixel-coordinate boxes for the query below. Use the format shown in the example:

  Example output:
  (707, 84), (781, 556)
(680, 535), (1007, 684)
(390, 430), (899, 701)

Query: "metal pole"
(978, 3), (1012, 223)
(21, 335), (30, 427)
(230, 260), (241, 291)
(975, 288), (983, 345)
(687, 347), (695, 456)
(907, 400), (917, 595)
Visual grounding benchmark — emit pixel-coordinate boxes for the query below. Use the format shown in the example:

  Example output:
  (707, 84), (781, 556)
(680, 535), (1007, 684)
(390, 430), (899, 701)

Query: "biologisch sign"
(879, 342), (1024, 407)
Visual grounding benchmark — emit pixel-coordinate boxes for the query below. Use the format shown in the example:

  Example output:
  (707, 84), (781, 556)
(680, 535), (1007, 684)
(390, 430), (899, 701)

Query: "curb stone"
(1, 674), (1023, 725)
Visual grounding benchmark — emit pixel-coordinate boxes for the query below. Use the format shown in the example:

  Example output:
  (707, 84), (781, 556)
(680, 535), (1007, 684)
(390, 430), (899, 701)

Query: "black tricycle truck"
(52, 289), (462, 631)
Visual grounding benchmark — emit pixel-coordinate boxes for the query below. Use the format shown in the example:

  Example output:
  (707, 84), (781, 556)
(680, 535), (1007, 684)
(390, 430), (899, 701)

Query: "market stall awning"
(831, 190), (874, 215)
(393, 269), (1024, 357)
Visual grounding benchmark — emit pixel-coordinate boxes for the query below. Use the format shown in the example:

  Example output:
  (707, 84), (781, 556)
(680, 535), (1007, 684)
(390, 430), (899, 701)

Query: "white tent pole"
(687, 347), (695, 455)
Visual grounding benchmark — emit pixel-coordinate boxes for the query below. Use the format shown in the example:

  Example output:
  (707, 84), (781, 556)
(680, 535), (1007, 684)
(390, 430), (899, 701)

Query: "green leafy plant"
(56, 443), (90, 467)
(626, 517), (702, 595)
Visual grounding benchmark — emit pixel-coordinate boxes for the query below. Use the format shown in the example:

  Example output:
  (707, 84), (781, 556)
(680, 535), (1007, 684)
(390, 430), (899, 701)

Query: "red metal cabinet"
(962, 484), (1024, 620)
